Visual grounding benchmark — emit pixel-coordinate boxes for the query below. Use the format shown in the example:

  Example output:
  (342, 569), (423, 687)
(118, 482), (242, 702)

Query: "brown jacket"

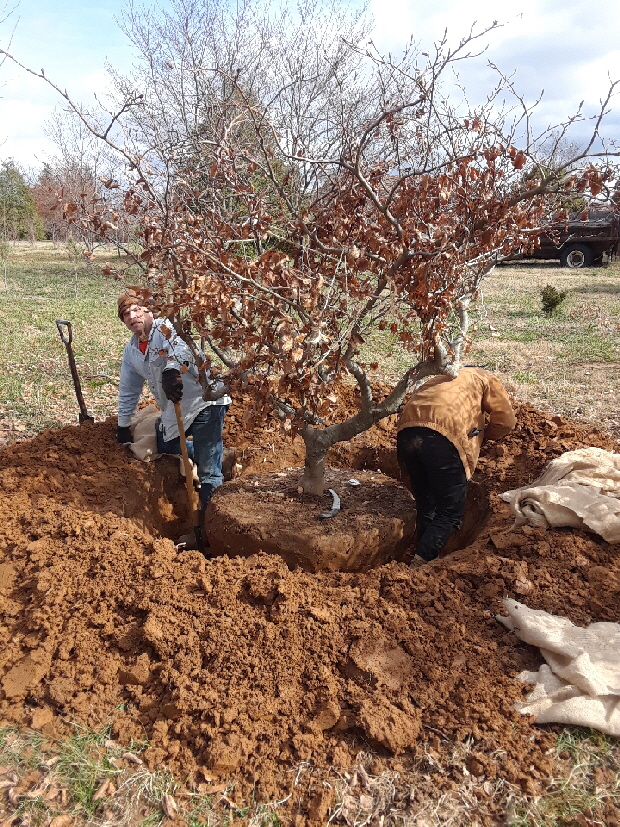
(397, 367), (516, 479)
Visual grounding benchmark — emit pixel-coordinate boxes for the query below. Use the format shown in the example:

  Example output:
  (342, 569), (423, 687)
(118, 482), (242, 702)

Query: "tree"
(118, 94), (615, 494)
(3, 7), (617, 494)
(0, 160), (44, 241)
(31, 115), (135, 252)
(110, 0), (370, 179)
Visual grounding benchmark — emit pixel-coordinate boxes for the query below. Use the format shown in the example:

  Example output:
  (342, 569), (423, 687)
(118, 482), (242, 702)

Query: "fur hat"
(117, 291), (142, 321)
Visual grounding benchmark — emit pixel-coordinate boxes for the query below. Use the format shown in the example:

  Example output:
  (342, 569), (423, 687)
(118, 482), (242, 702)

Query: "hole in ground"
(337, 445), (493, 558)
(137, 455), (196, 540)
(143, 449), (491, 568)
(205, 468), (492, 572)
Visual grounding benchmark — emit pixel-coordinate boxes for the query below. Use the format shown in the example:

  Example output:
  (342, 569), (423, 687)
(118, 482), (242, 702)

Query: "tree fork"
(298, 360), (442, 494)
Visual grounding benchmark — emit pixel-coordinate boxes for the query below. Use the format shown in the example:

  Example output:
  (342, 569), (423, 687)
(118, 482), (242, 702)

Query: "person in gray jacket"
(116, 291), (231, 511)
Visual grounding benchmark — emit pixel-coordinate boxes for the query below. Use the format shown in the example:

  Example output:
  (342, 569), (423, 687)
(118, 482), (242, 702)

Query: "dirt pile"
(0, 398), (619, 822)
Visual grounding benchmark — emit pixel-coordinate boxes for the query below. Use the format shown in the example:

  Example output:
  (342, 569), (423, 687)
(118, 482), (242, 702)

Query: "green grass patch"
(55, 724), (121, 816)
(0, 243), (130, 437)
(512, 370), (537, 383)
(505, 328), (545, 343)
(359, 325), (413, 379)
(0, 720), (247, 827)
(556, 327), (619, 361)
(511, 728), (620, 827)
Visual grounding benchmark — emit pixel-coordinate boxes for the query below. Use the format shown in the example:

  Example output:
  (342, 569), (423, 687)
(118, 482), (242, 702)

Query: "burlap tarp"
(129, 404), (198, 481)
(497, 599), (620, 735)
(500, 447), (620, 542)
(129, 404), (162, 462)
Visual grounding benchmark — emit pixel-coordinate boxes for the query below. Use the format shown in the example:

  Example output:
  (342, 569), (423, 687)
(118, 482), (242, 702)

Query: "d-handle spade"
(55, 319), (94, 424)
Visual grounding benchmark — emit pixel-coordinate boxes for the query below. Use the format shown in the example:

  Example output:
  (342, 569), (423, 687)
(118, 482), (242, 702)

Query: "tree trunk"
(299, 411), (377, 494)
(299, 427), (331, 495)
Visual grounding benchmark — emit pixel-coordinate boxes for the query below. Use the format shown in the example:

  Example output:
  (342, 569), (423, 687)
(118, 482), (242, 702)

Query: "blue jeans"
(397, 427), (468, 561)
(156, 405), (229, 507)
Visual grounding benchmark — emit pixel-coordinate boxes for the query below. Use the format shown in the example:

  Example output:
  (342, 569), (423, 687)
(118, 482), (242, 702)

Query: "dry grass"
(327, 732), (620, 827)
(469, 260), (620, 438)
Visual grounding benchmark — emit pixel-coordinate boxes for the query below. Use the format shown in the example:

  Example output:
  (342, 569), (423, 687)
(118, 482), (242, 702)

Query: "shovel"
(174, 401), (206, 555)
(55, 319), (94, 424)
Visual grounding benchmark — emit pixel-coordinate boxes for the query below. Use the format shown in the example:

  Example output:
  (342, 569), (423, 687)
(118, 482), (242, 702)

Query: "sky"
(0, 0), (619, 173)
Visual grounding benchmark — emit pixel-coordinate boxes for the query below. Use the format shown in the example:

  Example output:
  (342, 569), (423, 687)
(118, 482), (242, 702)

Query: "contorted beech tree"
(4, 12), (618, 493)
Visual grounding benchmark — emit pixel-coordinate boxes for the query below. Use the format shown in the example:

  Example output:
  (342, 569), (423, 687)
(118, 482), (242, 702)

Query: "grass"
(55, 724), (122, 815)
(0, 242), (132, 440)
(510, 729), (620, 827)
(469, 260), (620, 436)
(0, 723), (240, 827)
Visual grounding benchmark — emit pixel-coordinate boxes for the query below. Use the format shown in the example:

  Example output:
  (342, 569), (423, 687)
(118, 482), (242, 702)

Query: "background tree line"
(0, 114), (133, 247)
(0, 159), (43, 241)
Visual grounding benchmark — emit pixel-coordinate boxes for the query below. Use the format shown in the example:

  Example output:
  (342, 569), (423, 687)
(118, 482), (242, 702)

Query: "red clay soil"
(0, 391), (619, 824)
(207, 467), (418, 571)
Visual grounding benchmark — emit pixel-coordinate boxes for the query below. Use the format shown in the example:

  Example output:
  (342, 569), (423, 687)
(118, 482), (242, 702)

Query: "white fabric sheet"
(497, 599), (620, 735)
(500, 447), (620, 542)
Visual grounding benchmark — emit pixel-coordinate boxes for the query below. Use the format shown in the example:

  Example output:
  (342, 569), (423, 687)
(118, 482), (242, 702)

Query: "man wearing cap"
(396, 367), (516, 565)
(116, 292), (231, 524)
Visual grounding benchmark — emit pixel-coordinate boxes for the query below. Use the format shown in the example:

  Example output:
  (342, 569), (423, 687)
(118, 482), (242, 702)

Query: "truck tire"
(560, 243), (593, 269)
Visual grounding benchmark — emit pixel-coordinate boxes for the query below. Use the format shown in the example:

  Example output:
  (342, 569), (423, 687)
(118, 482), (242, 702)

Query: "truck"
(513, 209), (620, 268)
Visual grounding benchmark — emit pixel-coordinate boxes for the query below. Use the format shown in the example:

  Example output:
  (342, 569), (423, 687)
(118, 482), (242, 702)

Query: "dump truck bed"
(514, 209), (620, 268)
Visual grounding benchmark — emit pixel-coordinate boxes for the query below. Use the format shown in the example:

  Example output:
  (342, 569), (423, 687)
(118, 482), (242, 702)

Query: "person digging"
(116, 291), (231, 549)
(396, 366), (516, 566)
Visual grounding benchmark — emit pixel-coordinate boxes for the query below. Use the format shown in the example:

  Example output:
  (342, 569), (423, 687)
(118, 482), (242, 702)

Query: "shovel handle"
(174, 403), (205, 553)
(174, 402), (199, 515)
(56, 319), (73, 344)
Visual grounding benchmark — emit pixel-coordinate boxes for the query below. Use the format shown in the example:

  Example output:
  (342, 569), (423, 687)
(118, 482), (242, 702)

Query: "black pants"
(397, 427), (468, 561)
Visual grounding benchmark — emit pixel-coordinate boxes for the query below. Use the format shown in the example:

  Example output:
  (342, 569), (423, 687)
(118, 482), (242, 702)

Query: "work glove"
(116, 426), (133, 444)
(162, 368), (183, 403)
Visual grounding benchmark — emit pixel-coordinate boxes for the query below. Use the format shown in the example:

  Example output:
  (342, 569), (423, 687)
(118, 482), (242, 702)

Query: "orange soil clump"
(0, 396), (619, 820)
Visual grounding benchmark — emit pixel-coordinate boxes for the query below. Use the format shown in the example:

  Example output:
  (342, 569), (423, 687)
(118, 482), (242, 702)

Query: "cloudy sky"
(0, 0), (619, 172)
